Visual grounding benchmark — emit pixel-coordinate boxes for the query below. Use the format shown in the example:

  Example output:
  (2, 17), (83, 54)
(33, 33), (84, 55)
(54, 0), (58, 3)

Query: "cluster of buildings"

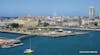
(0, 6), (100, 28)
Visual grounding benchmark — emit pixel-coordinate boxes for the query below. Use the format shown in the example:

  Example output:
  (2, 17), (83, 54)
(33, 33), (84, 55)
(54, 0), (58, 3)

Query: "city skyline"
(0, 0), (100, 17)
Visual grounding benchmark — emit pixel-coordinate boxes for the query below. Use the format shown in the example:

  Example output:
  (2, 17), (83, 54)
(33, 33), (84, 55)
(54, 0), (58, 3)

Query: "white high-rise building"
(99, 12), (100, 18)
(89, 6), (95, 19)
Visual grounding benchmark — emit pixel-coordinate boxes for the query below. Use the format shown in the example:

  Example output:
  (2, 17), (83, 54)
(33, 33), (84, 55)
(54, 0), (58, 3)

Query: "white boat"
(1, 45), (11, 48)
(57, 29), (63, 32)
(24, 38), (34, 54)
(13, 43), (23, 47)
(66, 31), (72, 33)
(1, 43), (23, 48)
(24, 49), (34, 53)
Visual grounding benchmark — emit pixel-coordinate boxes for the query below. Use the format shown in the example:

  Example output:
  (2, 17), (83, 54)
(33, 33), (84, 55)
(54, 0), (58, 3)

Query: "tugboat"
(24, 38), (34, 54)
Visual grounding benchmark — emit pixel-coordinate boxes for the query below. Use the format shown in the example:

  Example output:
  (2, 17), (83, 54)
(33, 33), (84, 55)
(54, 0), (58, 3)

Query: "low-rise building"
(0, 18), (17, 27)
(16, 16), (39, 28)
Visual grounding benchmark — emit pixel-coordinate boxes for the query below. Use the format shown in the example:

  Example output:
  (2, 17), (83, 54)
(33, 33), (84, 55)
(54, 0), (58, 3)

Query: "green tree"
(9, 23), (20, 28)
(43, 22), (49, 27)
(94, 22), (98, 26)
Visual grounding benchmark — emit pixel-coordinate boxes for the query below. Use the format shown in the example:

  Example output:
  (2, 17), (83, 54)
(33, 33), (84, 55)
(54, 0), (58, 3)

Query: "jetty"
(15, 35), (34, 40)
(0, 29), (89, 48)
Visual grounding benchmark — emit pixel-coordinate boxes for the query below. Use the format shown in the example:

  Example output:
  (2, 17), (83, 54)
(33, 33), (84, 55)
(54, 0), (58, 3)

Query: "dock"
(15, 35), (34, 40)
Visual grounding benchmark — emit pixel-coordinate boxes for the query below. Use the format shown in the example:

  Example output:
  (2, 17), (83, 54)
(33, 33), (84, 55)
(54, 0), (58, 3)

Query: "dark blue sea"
(0, 30), (100, 55)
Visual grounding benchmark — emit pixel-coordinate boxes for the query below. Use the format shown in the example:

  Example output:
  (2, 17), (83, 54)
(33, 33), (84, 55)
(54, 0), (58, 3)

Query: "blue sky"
(0, 0), (100, 17)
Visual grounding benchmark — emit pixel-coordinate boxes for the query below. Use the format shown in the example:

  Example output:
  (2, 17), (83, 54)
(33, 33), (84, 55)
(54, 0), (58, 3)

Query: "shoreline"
(0, 29), (89, 38)
(66, 27), (100, 31)
(0, 28), (89, 48)
(0, 30), (29, 35)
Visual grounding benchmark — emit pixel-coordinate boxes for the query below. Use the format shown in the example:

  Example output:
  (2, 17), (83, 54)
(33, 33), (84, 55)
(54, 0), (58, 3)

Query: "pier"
(15, 35), (34, 40)
(0, 29), (89, 48)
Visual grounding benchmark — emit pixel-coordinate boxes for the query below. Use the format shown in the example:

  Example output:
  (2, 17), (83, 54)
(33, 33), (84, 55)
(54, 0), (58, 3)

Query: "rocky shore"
(0, 38), (23, 48)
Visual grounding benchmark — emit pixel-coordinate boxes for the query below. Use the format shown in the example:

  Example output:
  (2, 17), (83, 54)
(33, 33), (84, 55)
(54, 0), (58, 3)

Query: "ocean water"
(0, 30), (100, 55)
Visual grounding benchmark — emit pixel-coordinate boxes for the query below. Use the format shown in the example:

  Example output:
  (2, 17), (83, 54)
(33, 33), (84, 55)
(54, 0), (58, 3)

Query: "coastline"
(0, 28), (89, 48)
(0, 28), (89, 38)
(33, 27), (100, 31)
(66, 27), (100, 31)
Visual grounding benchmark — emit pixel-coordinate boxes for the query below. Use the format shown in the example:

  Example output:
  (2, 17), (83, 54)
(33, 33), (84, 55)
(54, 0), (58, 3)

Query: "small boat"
(57, 29), (63, 32)
(24, 49), (34, 54)
(1, 43), (23, 48)
(66, 31), (72, 33)
(13, 43), (23, 47)
(24, 38), (34, 54)
(1, 45), (11, 48)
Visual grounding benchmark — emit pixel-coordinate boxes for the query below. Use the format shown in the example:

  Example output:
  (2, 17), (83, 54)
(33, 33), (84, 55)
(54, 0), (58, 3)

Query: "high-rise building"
(89, 6), (95, 19)
(99, 12), (100, 18)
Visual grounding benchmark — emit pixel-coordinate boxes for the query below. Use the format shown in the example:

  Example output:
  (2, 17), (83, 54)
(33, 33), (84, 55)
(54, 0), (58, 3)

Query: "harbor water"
(0, 30), (100, 55)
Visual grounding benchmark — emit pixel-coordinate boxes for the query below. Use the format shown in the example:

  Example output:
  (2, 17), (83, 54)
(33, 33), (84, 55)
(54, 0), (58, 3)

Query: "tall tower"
(89, 6), (95, 19)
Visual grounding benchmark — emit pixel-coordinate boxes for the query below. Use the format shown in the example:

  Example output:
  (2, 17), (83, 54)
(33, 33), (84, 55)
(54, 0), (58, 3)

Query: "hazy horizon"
(0, 0), (100, 17)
